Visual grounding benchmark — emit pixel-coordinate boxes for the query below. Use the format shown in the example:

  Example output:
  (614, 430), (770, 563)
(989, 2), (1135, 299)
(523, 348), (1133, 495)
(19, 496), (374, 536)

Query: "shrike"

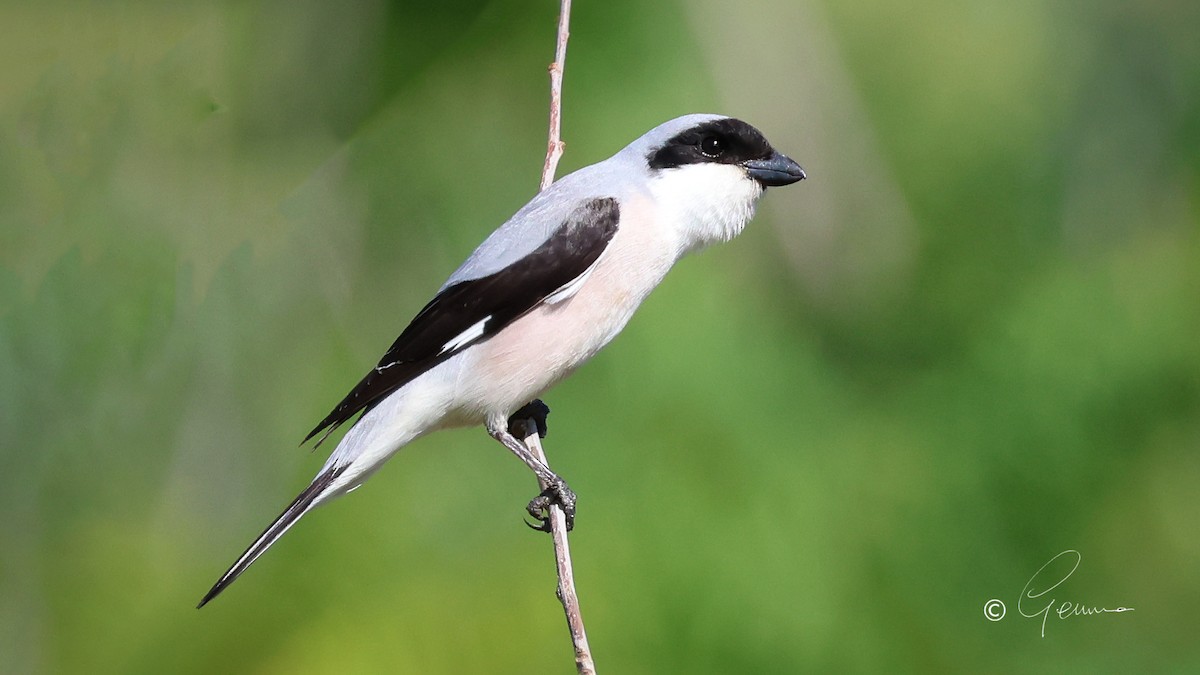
(198, 114), (805, 607)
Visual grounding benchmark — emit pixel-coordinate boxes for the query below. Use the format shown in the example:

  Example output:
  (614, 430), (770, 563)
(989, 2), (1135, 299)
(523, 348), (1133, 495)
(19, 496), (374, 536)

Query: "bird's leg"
(489, 403), (576, 532)
(508, 399), (551, 439)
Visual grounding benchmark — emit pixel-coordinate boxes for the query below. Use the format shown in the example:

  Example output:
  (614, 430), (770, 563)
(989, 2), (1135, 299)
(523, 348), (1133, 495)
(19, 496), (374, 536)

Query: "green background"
(2, 1), (1197, 672)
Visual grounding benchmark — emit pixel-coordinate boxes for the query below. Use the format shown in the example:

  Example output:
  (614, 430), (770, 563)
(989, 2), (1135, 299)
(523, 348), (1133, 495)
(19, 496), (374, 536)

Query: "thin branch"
(532, 1), (595, 673)
(521, 427), (595, 675)
(540, 0), (572, 190)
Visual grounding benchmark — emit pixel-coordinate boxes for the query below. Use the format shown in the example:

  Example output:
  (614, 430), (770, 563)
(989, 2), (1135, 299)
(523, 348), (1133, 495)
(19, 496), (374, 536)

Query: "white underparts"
(648, 163), (762, 253)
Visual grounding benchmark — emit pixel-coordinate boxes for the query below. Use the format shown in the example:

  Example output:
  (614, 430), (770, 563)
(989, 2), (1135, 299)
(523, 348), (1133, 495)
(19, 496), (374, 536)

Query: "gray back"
(441, 114), (728, 288)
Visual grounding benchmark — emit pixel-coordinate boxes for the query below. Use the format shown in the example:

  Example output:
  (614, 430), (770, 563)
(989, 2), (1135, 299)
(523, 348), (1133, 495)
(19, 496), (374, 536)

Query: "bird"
(197, 113), (805, 607)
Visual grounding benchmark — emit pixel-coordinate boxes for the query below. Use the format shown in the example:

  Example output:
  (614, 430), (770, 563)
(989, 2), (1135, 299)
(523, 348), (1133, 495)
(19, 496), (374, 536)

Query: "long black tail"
(197, 465), (346, 608)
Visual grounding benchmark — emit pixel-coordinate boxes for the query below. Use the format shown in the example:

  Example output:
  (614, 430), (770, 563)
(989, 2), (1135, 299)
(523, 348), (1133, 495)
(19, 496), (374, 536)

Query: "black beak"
(744, 152), (806, 187)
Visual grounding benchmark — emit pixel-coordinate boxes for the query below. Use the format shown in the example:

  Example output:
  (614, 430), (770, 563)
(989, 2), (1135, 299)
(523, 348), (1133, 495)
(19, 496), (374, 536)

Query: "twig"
(521, 428), (595, 675)
(531, 1), (595, 674)
(540, 0), (572, 190)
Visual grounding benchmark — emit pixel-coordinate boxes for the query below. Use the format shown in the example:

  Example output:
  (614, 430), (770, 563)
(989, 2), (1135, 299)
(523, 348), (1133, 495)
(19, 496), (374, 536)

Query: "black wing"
(303, 197), (620, 445)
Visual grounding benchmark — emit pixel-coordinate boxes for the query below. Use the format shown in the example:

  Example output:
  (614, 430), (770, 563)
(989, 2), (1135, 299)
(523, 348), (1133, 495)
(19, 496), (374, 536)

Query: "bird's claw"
(524, 516), (553, 533)
(524, 478), (576, 533)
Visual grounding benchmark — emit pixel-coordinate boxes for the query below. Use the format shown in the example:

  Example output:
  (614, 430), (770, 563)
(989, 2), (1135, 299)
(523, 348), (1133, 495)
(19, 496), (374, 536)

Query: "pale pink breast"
(458, 195), (678, 416)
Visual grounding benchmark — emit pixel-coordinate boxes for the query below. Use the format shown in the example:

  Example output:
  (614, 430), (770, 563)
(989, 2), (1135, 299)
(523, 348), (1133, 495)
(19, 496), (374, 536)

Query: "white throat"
(647, 163), (764, 257)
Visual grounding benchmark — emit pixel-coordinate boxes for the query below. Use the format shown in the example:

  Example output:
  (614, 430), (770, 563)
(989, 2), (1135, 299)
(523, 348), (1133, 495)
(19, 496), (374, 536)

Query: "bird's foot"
(508, 399), (550, 439)
(524, 475), (576, 533)
(499, 400), (572, 532)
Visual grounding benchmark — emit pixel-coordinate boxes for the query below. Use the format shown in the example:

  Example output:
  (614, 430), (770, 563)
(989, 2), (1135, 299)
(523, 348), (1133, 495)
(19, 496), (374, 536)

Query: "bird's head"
(631, 114), (806, 253)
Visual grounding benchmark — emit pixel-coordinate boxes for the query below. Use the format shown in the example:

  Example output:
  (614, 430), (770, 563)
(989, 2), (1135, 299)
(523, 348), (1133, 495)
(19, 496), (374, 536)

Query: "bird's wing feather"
(302, 197), (620, 445)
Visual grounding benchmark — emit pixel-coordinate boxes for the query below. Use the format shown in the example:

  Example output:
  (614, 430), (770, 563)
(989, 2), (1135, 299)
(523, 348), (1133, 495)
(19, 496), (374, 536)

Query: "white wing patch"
(439, 316), (491, 355)
(544, 260), (599, 305)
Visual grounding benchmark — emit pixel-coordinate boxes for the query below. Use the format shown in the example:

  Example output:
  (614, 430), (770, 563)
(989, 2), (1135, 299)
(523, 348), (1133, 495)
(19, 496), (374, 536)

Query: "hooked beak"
(743, 152), (806, 187)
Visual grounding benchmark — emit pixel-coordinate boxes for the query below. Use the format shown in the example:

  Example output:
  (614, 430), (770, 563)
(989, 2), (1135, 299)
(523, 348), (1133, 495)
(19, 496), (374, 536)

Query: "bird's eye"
(700, 136), (724, 158)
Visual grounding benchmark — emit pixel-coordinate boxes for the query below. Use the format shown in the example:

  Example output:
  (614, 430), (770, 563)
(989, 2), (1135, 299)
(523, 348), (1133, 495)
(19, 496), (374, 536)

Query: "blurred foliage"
(1, 0), (1197, 673)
